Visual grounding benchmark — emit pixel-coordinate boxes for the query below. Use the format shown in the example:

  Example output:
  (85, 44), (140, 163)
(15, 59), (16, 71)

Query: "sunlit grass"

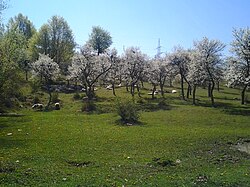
(0, 85), (250, 186)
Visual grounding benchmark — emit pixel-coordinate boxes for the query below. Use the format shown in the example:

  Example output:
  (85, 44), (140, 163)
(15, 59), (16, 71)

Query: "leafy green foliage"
(5, 13), (35, 80)
(28, 16), (75, 73)
(0, 0), (7, 22)
(0, 38), (22, 111)
(87, 26), (112, 55)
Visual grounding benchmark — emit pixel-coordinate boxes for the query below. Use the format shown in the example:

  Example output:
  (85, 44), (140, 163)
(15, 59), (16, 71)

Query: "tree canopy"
(87, 26), (112, 55)
(28, 15), (75, 74)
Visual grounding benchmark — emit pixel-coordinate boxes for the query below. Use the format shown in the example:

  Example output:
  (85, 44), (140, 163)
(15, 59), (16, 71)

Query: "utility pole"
(155, 38), (162, 59)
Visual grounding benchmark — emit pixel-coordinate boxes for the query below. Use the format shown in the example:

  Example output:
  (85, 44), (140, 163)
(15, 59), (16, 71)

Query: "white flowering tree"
(214, 65), (224, 92)
(225, 28), (250, 104)
(193, 37), (225, 106)
(187, 50), (207, 105)
(104, 48), (123, 96)
(146, 57), (170, 98)
(225, 57), (242, 86)
(146, 59), (159, 99)
(168, 47), (191, 100)
(68, 44), (113, 100)
(32, 53), (60, 107)
(123, 47), (147, 98)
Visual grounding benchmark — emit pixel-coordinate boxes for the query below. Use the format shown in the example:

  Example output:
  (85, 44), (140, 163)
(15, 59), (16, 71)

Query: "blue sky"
(2, 0), (250, 57)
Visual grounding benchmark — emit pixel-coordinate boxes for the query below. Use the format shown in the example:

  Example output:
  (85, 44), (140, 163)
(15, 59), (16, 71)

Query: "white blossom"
(32, 53), (60, 81)
(68, 44), (112, 99)
(225, 28), (250, 104)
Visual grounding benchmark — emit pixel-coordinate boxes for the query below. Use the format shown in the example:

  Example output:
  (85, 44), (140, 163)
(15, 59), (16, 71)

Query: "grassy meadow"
(0, 84), (250, 186)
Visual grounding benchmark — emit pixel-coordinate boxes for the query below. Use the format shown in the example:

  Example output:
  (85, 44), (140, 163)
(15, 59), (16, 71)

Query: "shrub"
(158, 99), (169, 110)
(81, 100), (96, 113)
(30, 80), (41, 94)
(51, 92), (60, 103)
(73, 92), (81, 100)
(33, 96), (40, 104)
(116, 99), (140, 123)
(136, 97), (146, 104)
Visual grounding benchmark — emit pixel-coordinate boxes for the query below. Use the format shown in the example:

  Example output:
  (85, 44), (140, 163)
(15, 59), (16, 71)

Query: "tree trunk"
(25, 70), (28, 81)
(48, 92), (52, 105)
(130, 84), (135, 98)
(140, 80), (144, 88)
(112, 83), (116, 96)
(126, 82), (129, 92)
(192, 85), (196, 105)
(208, 82), (211, 97)
(152, 84), (156, 100)
(160, 83), (164, 97)
(169, 78), (173, 87)
(217, 81), (220, 92)
(45, 82), (52, 109)
(186, 84), (191, 99)
(210, 80), (215, 107)
(241, 85), (248, 105)
(137, 85), (141, 97)
(180, 76), (185, 100)
(86, 86), (94, 100)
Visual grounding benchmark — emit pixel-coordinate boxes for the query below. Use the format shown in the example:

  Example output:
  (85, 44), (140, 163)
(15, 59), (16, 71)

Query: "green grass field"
(1, 85), (250, 186)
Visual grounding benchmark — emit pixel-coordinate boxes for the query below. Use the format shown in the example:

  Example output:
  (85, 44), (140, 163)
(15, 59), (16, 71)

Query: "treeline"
(0, 11), (249, 111)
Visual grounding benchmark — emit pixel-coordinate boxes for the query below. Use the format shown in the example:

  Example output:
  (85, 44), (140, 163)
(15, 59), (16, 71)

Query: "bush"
(136, 97), (146, 104)
(33, 96), (40, 104)
(81, 100), (96, 113)
(73, 92), (81, 100)
(158, 99), (169, 110)
(116, 99), (140, 123)
(30, 80), (41, 94)
(51, 92), (60, 103)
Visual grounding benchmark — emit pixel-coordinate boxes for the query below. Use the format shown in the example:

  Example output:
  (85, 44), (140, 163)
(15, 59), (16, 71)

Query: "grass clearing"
(1, 85), (250, 186)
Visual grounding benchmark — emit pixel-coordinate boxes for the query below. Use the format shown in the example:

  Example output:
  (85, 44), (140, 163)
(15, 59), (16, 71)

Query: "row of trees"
(33, 32), (249, 107)
(65, 31), (249, 106)
(0, 9), (249, 110)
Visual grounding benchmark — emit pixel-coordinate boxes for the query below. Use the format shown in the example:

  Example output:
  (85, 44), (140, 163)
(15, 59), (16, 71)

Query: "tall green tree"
(0, 32), (22, 111)
(87, 26), (112, 55)
(29, 15), (75, 74)
(6, 13), (36, 80)
(7, 13), (36, 40)
(28, 25), (50, 61)
(0, 0), (7, 22)
(0, 0), (22, 111)
(0, 55), (21, 111)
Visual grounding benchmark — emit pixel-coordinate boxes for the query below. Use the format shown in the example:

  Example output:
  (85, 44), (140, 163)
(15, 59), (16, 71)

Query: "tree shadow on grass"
(218, 104), (250, 117)
(0, 116), (31, 129)
(138, 98), (174, 112)
(222, 108), (250, 116)
(195, 100), (250, 116)
(219, 91), (239, 96)
(0, 138), (27, 149)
